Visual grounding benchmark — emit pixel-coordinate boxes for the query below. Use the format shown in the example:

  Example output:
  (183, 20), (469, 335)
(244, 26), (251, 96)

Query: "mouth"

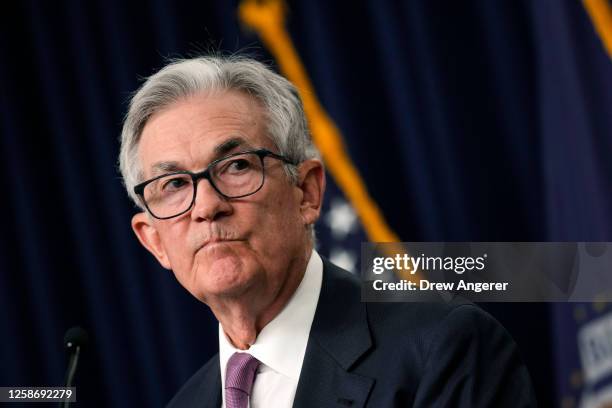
(199, 239), (242, 251)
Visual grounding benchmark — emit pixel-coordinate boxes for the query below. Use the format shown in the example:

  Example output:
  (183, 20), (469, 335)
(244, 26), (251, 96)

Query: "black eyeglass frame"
(134, 148), (298, 220)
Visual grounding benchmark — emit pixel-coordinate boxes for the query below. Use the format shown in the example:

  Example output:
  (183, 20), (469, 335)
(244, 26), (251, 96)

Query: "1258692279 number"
(0, 387), (76, 402)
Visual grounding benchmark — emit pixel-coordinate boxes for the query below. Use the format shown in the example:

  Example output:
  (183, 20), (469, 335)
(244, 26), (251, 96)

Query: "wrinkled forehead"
(137, 91), (273, 178)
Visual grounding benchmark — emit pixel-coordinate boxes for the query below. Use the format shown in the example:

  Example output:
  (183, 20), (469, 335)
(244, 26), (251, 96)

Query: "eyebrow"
(150, 161), (182, 175)
(214, 137), (250, 156)
(149, 136), (253, 176)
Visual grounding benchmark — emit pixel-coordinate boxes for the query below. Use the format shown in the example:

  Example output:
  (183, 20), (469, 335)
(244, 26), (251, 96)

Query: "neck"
(213, 246), (312, 350)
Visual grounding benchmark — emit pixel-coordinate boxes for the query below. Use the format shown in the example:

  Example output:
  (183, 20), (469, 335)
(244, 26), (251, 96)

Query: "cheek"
(158, 223), (196, 274)
(250, 192), (304, 252)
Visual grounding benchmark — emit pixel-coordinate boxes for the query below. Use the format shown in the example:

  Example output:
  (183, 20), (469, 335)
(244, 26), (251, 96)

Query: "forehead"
(138, 90), (270, 176)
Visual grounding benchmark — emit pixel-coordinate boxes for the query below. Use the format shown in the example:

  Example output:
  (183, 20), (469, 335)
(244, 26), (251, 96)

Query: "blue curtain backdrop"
(1, 0), (611, 406)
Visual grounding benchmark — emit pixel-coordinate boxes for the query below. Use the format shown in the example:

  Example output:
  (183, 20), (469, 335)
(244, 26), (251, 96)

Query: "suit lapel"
(195, 354), (222, 408)
(294, 260), (374, 408)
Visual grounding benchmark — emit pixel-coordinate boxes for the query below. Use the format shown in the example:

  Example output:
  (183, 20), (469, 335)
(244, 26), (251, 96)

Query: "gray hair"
(119, 55), (321, 207)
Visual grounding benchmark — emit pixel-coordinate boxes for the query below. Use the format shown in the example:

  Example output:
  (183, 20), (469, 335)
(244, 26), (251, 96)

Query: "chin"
(193, 250), (256, 299)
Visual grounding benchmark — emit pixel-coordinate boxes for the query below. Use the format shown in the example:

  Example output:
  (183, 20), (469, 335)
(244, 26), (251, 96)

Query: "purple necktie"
(225, 352), (261, 408)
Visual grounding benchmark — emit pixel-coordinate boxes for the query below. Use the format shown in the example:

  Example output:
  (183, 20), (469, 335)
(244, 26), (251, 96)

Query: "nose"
(190, 178), (232, 222)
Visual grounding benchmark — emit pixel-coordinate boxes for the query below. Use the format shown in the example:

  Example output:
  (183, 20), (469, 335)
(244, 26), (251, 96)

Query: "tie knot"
(225, 352), (261, 395)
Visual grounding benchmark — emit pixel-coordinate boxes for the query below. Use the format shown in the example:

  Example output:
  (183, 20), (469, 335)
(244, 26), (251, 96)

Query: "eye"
(226, 158), (252, 173)
(161, 176), (190, 191)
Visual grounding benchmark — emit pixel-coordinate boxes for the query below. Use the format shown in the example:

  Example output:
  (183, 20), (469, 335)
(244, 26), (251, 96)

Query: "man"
(119, 56), (536, 407)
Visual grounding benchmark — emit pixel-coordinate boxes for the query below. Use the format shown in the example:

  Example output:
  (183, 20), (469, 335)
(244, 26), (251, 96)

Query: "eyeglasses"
(134, 149), (296, 219)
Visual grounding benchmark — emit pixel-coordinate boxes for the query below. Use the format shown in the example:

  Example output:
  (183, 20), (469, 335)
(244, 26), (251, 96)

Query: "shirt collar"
(219, 250), (323, 383)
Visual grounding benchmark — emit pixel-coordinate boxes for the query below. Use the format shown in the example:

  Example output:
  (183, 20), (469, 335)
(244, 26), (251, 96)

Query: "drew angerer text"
(372, 279), (509, 293)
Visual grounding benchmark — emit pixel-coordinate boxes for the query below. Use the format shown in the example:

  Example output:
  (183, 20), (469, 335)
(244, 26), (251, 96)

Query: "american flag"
(314, 173), (368, 275)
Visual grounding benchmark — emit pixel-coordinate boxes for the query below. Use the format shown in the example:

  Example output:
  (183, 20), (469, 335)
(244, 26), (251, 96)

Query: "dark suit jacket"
(167, 259), (537, 407)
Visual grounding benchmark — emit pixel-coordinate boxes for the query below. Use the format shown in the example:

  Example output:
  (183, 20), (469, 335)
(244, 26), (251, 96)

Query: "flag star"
(329, 248), (357, 274)
(325, 198), (358, 240)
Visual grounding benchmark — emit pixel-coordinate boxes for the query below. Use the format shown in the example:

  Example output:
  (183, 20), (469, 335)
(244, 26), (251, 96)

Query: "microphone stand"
(59, 344), (81, 408)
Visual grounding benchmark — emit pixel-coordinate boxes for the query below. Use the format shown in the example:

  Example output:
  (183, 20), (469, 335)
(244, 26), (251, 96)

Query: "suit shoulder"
(366, 294), (479, 333)
(366, 300), (523, 358)
(410, 304), (537, 406)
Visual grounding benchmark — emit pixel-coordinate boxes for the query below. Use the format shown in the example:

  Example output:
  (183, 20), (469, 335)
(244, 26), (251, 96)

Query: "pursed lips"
(198, 239), (242, 251)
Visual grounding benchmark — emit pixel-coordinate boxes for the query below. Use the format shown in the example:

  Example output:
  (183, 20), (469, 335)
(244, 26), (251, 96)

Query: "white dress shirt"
(219, 250), (323, 408)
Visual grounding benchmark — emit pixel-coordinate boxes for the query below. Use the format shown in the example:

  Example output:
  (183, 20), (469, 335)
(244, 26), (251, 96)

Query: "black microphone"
(61, 327), (88, 407)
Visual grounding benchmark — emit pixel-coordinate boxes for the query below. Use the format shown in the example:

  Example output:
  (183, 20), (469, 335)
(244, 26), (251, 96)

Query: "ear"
(297, 159), (326, 226)
(131, 212), (172, 270)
